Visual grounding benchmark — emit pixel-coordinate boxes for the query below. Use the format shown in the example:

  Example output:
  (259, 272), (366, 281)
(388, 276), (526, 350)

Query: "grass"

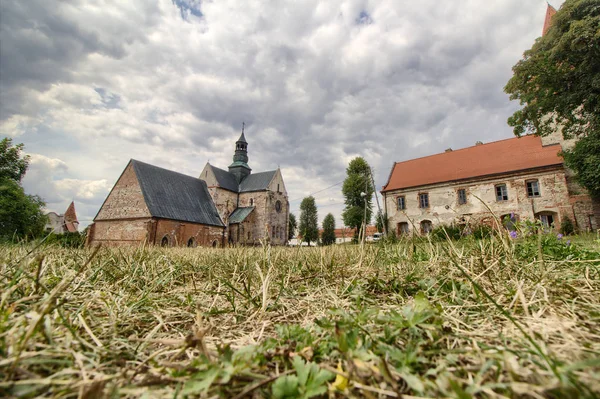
(1, 231), (599, 398)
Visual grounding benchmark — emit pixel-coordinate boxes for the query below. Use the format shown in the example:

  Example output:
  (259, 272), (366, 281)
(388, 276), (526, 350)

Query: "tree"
(342, 157), (374, 239)
(321, 213), (336, 246)
(288, 213), (297, 241)
(504, 0), (600, 198)
(0, 139), (47, 240)
(1, 138), (30, 182)
(299, 196), (318, 246)
(0, 178), (47, 240)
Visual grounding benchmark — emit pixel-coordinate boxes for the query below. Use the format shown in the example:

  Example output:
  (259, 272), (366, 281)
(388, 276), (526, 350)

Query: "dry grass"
(1, 234), (599, 398)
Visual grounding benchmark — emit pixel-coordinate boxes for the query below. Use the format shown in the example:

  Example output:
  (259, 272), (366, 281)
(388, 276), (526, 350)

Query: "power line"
(288, 181), (343, 203)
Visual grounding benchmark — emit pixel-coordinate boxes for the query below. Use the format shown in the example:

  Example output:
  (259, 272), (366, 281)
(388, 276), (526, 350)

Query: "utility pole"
(361, 174), (368, 247)
(369, 166), (387, 235)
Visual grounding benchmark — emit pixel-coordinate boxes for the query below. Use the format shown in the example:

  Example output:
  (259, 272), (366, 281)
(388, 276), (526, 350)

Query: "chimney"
(475, 141), (483, 146)
(445, 148), (453, 152)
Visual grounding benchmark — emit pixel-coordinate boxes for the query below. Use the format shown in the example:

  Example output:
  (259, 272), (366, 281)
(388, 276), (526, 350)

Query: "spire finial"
(242, 122), (245, 134)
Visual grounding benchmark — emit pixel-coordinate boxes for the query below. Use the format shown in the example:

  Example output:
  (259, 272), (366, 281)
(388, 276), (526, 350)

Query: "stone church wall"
(88, 218), (151, 246)
(88, 218), (224, 247)
(207, 187), (238, 227)
(154, 219), (224, 247)
(384, 167), (587, 235)
(96, 163), (151, 220)
(228, 210), (258, 245)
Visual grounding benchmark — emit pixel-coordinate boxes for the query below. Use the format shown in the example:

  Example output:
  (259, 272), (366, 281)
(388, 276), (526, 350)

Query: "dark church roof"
(210, 165), (240, 192)
(239, 171), (277, 192)
(209, 165), (276, 193)
(132, 160), (224, 227)
(229, 207), (255, 224)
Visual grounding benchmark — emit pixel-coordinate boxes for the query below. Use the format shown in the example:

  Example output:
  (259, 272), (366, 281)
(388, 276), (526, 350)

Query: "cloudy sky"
(0, 0), (562, 228)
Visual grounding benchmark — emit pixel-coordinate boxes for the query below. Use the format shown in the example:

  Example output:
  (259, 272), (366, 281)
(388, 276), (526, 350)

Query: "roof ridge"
(392, 135), (536, 166)
(132, 159), (201, 181)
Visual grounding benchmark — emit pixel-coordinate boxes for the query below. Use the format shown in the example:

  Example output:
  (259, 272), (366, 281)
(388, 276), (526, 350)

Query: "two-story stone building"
(87, 131), (289, 247)
(381, 135), (597, 235)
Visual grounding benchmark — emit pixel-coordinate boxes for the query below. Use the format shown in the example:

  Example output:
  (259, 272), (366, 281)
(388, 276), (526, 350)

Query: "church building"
(87, 131), (289, 247)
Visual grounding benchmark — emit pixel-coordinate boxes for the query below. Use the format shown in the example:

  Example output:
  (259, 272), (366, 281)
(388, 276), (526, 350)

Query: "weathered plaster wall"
(96, 163), (151, 220)
(384, 168), (581, 235)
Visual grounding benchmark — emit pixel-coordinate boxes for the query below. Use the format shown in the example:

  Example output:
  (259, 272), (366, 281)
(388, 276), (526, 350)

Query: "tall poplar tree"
(341, 157), (373, 238)
(299, 196), (318, 246)
(321, 213), (336, 246)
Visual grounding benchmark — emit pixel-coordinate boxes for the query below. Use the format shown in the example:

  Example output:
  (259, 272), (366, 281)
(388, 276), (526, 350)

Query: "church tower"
(228, 125), (252, 183)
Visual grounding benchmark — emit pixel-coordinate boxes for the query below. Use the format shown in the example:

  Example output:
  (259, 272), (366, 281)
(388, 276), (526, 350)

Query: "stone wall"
(154, 219), (224, 247)
(383, 167), (588, 235)
(88, 218), (224, 247)
(88, 218), (151, 246)
(228, 209), (258, 245)
(240, 189), (288, 245)
(207, 187), (237, 227)
(96, 162), (151, 220)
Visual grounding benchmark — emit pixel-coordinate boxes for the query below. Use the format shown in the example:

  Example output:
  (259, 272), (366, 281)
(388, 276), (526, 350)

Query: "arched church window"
(161, 236), (170, 247)
(250, 198), (254, 206)
(212, 240), (218, 248)
(275, 200), (282, 213)
(187, 237), (196, 247)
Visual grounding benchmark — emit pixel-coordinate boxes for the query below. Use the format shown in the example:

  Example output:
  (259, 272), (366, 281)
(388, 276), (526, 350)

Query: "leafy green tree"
(299, 196), (318, 246)
(321, 213), (336, 246)
(0, 139), (47, 240)
(0, 178), (47, 240)
(562, 133), (600, 197)
(342, 157), (373, 238)
(288, 213), (297, 240)
(1, 137), (30, 182)
(504, 0), (600, 198)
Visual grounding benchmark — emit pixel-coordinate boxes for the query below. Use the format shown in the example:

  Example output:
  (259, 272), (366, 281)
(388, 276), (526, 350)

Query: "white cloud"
(1, 0), (564, 228)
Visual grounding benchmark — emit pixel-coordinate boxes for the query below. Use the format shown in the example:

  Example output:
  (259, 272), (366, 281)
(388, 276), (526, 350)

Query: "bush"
(472, 224), (493, 240)
(560, 216), (575, 236)
(44, 232), (86, 248)
(431, 224), (462, 241)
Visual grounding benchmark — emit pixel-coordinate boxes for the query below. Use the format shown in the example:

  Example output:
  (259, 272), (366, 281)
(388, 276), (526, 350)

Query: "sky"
(0, 0), (563, 229)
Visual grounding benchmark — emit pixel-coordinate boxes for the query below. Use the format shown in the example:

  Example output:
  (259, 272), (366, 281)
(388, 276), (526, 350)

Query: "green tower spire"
(229, 123), (251, 183)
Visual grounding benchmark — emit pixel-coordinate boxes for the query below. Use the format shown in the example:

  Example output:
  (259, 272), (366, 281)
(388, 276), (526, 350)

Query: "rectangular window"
(495, 184), (508, 201)
(419, 193), (429, 208)
(457, 189), (467, 205)
(526, 180), (540, 197)
(397, 196), (406, 210)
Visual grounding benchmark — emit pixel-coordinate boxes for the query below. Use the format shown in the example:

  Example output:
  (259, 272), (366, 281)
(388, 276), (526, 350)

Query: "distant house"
(87, 130), (289, 247)
(45, 201), (79, 234)
(381, 135), (598, 235)
(316, 226), (379, 244)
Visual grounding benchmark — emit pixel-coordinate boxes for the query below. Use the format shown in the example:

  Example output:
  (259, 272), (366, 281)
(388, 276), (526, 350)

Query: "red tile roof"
(65, 222), (78, 233)
(382, 135), (563, 192)
(543, 3), (557, 36)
